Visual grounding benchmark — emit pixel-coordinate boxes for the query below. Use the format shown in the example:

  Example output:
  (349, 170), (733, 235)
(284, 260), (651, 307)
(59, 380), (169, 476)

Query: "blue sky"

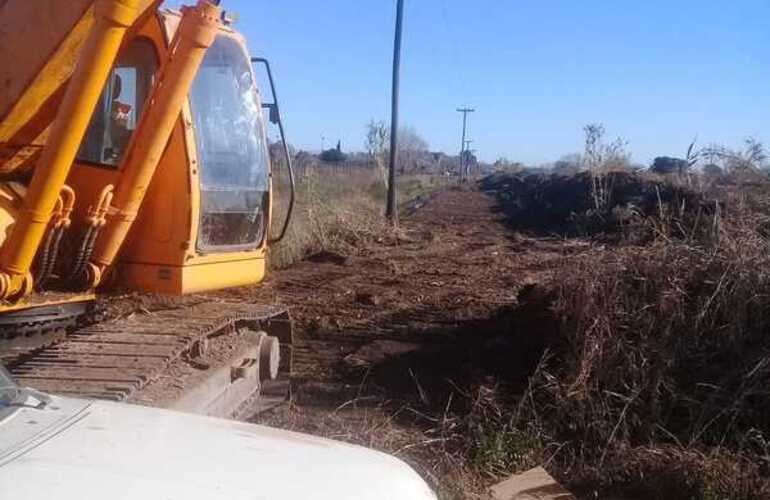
(163, 1), (770, 165)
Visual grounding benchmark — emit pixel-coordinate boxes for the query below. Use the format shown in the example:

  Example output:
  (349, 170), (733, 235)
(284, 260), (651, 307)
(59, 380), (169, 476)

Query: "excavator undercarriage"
(7, 301), (293, 418)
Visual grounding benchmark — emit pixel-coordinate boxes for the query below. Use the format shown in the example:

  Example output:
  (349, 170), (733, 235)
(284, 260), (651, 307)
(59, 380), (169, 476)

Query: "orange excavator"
(0, 0), (295, 416)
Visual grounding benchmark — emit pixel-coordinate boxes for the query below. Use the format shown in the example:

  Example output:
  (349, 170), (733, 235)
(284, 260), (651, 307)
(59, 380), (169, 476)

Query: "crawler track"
(9, 301), (292, 410)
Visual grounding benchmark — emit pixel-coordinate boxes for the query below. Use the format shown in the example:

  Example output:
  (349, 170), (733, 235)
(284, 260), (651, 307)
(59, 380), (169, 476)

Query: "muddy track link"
(0, 301), (101, 357)
(9, 301), (293, 414)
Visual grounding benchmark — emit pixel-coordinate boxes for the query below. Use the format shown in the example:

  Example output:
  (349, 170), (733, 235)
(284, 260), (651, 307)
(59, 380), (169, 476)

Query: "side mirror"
(251, 57), (281, 124)
(263, 102), (280, 125)
(250, 56), (295, 246)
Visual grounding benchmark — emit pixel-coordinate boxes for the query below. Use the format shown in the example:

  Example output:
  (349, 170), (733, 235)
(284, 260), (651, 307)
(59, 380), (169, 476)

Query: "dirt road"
(222, 187), (573, 386)
(215, 187), (590, 495)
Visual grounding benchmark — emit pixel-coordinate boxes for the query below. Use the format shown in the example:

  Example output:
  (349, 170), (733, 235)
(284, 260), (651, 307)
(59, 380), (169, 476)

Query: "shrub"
(269, 166), (384, 268)
(651, 156), (689, 175)
(319, 147), (348, 163)
(514, 208), (770, 497)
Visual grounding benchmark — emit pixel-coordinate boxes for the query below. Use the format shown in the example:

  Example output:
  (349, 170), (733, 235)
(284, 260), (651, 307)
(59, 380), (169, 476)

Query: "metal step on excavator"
(0, 0), (296, 418)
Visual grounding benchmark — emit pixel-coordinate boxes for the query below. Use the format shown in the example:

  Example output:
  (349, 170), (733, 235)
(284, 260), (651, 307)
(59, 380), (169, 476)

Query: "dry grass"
(532, 227), (770, 497)
(380, 173), (770, 498)
(268, 167), (386, 268)
(484, 173), (770, 498)
(269, 166), (451, 268)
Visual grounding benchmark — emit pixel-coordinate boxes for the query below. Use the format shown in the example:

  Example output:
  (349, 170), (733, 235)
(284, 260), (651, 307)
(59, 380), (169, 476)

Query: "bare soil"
(208, 186), (594, 497)
(222, 187), (586, 375)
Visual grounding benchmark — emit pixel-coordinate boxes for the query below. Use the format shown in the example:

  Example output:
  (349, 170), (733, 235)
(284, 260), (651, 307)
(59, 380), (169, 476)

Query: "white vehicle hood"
(0, 396), (435, 500)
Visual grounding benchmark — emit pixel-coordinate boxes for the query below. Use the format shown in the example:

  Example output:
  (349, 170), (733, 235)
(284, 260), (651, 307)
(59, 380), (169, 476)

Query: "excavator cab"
(61, 6), (293, 295)
(80, 29), (271, 248)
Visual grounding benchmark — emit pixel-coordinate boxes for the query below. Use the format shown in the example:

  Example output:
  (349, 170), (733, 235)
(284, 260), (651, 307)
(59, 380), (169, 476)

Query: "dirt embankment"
(480, 169), (713, 239)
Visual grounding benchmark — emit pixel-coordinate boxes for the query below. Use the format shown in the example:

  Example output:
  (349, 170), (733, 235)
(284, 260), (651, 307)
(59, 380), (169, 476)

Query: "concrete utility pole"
(456, 107), (474, 181)
(464, 139), (474, 177)
(386, 0), (405, 227)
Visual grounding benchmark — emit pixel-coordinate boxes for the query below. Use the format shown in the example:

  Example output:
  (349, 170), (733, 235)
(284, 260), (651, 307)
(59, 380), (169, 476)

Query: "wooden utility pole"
(386, 0), (405, 226)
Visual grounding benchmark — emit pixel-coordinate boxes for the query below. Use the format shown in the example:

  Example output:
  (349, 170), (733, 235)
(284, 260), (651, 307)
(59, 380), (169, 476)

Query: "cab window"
(189, 35), (270, 251)
(77, 39), (158, 167)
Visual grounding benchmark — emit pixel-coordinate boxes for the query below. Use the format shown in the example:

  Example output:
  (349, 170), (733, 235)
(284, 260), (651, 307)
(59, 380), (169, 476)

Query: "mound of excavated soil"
(481, 170), (708, 237)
